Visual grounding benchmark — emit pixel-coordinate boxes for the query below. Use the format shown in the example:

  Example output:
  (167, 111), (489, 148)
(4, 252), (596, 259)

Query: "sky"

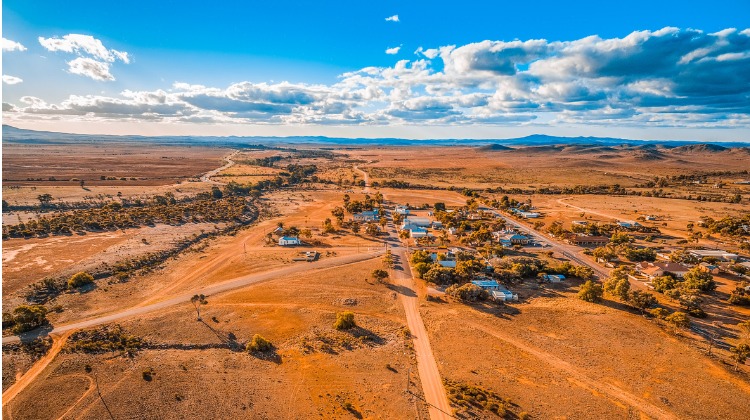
(2, 0), (750, 141)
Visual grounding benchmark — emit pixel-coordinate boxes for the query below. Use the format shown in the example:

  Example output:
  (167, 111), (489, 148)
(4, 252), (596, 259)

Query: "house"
(636, 262), (690, 279)
(448, 227), (458, 235)
(543, 274), (566, 283)
(353, 210), (379, 222)
(491, 289), (518, 302)
(502, 233), (530, 245)
(431, 221), (444, 229)
(471, 279), (500, 290)
(395, 205), (410, 215)
(617, 221), (641, 229)
(572, 220), (588, 226)
(698, 262), (721, 274)
(404, 216), (431, 227)
(656, 250), (673, 260)
(688, 249), (739, 261)
(437, 260), (457, 268)
(519, 211), (541, 219)
(567, 235), (610, 246)
(278, 236), (301, 246)
(410, 227), (428, 238)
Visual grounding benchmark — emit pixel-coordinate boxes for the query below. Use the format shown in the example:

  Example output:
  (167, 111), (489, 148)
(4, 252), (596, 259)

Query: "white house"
(395, 205), (410, 215)
(353, 210), (379, 222)
(688, 249), (739, 261)
(278, 236), (301, 246)
(519, 212), (540, 219)
(404, 216), (431, 227)
(491, 289), (518, 302)
(410, 227), (428, 238)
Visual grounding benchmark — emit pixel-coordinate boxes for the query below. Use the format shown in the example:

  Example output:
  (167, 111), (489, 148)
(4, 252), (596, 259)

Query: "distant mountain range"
(3, 125), (749, 149)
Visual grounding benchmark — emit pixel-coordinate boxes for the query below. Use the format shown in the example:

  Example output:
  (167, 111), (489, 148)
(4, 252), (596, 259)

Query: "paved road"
(493, 211), (611, 280)
(2, 251), (382, 345)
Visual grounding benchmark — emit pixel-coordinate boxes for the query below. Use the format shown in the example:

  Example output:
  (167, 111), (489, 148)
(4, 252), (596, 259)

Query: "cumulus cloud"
(38, 34), (129, 81)
(7, 27), (750, 128)
(2, 37), (27, 52)
(385, 15), (399, 22)
(385, 45), (401, 55)
(3, 75), (23, 85)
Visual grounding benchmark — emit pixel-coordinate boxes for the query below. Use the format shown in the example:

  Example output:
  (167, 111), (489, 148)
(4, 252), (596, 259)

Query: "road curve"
(200, 150), (238, 184)
(2, 251), (382, 345)
(2, 331), (72, 407)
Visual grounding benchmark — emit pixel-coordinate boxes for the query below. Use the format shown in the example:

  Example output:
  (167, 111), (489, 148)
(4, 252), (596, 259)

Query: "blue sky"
(3, 0), (750, 140)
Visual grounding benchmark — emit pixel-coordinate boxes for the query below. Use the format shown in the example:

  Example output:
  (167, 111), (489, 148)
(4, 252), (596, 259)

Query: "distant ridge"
(478, 144), (513, 151)
(3, 125), (749, 148)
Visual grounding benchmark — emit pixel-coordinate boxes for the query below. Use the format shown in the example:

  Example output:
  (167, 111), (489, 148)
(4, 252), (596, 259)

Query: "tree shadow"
(385, 283), (416, 297)
(199, 320), (243, 352)
(16, 324), (54, 343)
(347, 325), (385, 346)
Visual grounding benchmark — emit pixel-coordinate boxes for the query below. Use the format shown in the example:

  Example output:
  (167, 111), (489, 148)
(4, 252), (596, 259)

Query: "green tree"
(246, 334), (273, 353)
(682, 267), (716, 293)
(37, 193), (53, 208)
(665, 311), (690, 330)
(610, 232), (631, 245)
(578, 280), (603, 303)
(629, 291), (657, 313)
(334, 311), (356, 330)
(350, 222), (360, 235)
(445, 283), (489, 302)
(10, 305), (49, 334)
(372, 269), (389, 283)
(604, 276), (630, 301)
(190, 294), (207, 321)
(730, 344), (750, 371)
(652, 275), (678, 293)
(413, 262), (431, 278)
(68, 272), (94, 289)
(434, 202), (446, 212)
(593, 246), (617, 262)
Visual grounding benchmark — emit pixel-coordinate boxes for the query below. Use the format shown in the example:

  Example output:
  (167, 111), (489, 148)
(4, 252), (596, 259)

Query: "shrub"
(371, 269), (389, 282)
(9, 305), (48, 334)
(246, 334), (273, 352)
(578, 280), (603, 303)
(649, 307), (669, 319)
(68, 272), (94, 289)
(334, 312), (356, 330)
(665, 311), (690, 329)
(445, 283), (489, 302)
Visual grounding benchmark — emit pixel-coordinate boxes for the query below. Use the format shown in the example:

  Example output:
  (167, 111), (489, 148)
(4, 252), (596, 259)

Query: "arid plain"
(3, 133), (750, 419)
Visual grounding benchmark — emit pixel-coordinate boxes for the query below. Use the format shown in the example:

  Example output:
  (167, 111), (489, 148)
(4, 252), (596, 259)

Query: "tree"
(382, 251), (394, 269)
(434, 202), (446, 212)
(610, 232), (632, 245)
(604, 276), (630, 301)
(413, 262), (431, 278)
(593, 246), (617, 262)
(190, 294), (207, 321)
(350, 222), (360, 235)
(445, 283), (488, 302)
(652, 275), (678, 293)
(629, 291), (657, 313)
(738, 320), (750, 340)
(372, 269), (389, 283)
(246, 334), (273, 353)
(68, 272), (94, 289)
(364, 222), (379, 236)
(37, 193), (53, 208)
(10, 305), (49, 334)
(322, 218), (336, 233)
(334, 312), (356, 330)
(210, 186), (223, 199)
(331, 207), (345, 224)
(730, 344), (750, 371)
(682, 267), (716, 293)
(665, 311), (690, 330)
(578, 280), (603, 303)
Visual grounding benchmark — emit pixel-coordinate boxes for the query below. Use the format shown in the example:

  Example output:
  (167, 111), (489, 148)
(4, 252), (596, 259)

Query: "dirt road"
(393, 247), (454, 419)
(2, 331), (72, 408)
(469, 321), (679, 420)
(200, 150), (238, 184)
(2, 251), (382, 345)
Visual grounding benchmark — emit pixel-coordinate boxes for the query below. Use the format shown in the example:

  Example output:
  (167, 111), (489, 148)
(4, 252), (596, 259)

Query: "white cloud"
(67, 57), (115, 81)
(385, 15), (399, 22)
(2, 37), (27, 52)
(38, 34), (129, 81)
(38, 34), (129, 63)
(2, 75), (23, 85)
(385, 45), (401, 55)
(7, 27), (750, 129)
